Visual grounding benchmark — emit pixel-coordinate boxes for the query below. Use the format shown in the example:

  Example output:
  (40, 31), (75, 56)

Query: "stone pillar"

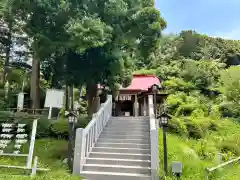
(134, 94), (139, 116)
(143, 97), (147, 116)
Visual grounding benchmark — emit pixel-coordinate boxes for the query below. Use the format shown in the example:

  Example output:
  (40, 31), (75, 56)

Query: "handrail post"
(148, 95), (159, 180)
(73, 128), (85, 175)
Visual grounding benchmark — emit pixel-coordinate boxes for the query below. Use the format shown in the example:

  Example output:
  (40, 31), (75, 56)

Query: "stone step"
(81, 171), (151, 180)
(102, 131), (150, 136)
(106, 123), (150, 128)
(86, 158), (151, 166)
(98, 138), (150, 144)
(100, 134), (149, 140)
(105, 123), (149, 127)
(83, 164), (151, 175)
(108, 120), (149, 124)
(105, 126), (149, 130)
(95, 143), (150, 149)
(92, 147), (150, 154)
(109, 120), (149, 124)
(89, 152), (151, 160)
(104, 128), (149, 132)
(111, 116), (148, 120)
(110, 119), (149, 123)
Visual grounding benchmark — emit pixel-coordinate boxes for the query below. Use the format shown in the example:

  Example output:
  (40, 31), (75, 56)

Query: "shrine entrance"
(117, 100), (134, 116)
(115, 94), (134, 116)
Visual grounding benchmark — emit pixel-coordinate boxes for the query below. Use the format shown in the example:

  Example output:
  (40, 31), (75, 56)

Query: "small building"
(113, 74), (167, 117)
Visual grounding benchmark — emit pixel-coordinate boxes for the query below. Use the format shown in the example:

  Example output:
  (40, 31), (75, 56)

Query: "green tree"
(38, 0), (166, 115)
(181, 59), (225, 91)
(0, 0), (29, 84)
(220, 66), (240, 107)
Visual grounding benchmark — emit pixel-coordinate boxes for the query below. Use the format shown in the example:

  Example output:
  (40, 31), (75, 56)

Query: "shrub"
(50, 116), (90, 139)
(0, 112), (91, 139)
(163, 77), (195, 93)
(185, 117), (218, 139)
(185, 119), (205, 139)
(168, 117), (188, 136)
(193, 139), (218, 160)
(0, 98), (7, 110)
(219, 101), (240, 118)
(218, 135), (240, 156)
(175, 104), (200, 116)
(50, 119), (69, 139)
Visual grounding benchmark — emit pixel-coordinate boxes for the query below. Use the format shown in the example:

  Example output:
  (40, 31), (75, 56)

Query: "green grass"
(0, 118), (239, 180)
(0, 139), (81, 180)
(159, 118), (240, 180)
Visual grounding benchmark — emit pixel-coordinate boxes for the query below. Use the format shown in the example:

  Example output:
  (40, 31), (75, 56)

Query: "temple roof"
(120, 74), (161, 92)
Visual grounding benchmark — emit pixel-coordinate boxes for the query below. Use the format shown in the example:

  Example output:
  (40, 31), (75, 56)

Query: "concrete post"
(26, 119), (38, 169)
(143, 97), (147, 116)
(134, 94), (138, 116)
(73, 128), (84, 175)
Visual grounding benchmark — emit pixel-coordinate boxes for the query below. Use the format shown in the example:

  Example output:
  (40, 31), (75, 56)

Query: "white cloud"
(213, 26), (240, 40)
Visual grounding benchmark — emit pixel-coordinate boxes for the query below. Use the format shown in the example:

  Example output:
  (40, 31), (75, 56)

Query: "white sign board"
(17, 93), (24, 110)
(119, 95), (132, 101)
(44, 89), (64, 108)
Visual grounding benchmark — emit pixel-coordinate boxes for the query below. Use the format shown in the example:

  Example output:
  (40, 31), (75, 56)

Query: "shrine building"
(112, 74), (167, 117)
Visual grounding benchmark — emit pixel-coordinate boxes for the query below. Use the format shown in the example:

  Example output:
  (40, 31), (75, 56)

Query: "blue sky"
(156, 0), (240, 40)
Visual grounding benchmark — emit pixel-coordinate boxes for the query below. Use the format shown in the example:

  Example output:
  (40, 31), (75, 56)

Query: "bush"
(219, 102), (240, 118)
(163, 77), (195, 93)
(218, 135), (240, 156)
(0, 98), (7, 110)
(168, 117), (188, 136)
(185, 117), (219, 139)
(185, 119), (205, 139)
(50, 116), (90, 139)
(175, 104), (200, 116)
(50, 119), (69, 139)
(192, 139), (218, 160)
(0, 112), (91, 139)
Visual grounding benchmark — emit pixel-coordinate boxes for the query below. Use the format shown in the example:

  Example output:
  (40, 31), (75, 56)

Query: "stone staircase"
(81, 116), (151, 180)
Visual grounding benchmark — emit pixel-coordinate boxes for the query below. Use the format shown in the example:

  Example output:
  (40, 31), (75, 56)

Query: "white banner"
(17, 93), (24, 110)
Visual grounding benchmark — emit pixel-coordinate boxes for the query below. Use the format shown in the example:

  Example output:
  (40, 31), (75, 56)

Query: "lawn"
(159, 118), (240, 180)
(0, 139), (81, 180)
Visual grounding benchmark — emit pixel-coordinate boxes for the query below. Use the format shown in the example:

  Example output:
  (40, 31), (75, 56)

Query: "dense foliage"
(134, 31), (240, 179)
(0, 1), (240, 179)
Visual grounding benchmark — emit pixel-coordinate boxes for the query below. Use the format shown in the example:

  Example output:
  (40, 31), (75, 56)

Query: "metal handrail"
(205, 156), (240, 180)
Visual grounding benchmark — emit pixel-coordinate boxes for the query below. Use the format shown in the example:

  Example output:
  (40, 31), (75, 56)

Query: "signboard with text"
(118, 95), (132, 101)
(0, 119), (38, 169)
(44, 89), (64, 108)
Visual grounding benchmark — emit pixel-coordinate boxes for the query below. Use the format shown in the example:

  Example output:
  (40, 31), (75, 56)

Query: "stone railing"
(148, 95), (159, 180)
(72, 95), (112, 175)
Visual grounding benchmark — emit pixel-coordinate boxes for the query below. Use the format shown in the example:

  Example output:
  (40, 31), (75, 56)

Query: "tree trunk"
(78, 85), (83, 102)
(30, 52), (40, 110)
(3, 19), (12, 83)
(86, 83), (99, 117)
(69, 85), (74, 110)
(65, 86), (69, 110)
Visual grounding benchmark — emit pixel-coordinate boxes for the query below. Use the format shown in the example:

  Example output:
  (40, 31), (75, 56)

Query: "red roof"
(120, 74), (161, 91)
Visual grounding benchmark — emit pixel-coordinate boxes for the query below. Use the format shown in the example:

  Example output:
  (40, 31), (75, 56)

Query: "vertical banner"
(17, 92), (24, 111)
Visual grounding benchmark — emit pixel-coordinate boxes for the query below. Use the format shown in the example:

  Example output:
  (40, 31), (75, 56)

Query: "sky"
(156, 0), (240, 40)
